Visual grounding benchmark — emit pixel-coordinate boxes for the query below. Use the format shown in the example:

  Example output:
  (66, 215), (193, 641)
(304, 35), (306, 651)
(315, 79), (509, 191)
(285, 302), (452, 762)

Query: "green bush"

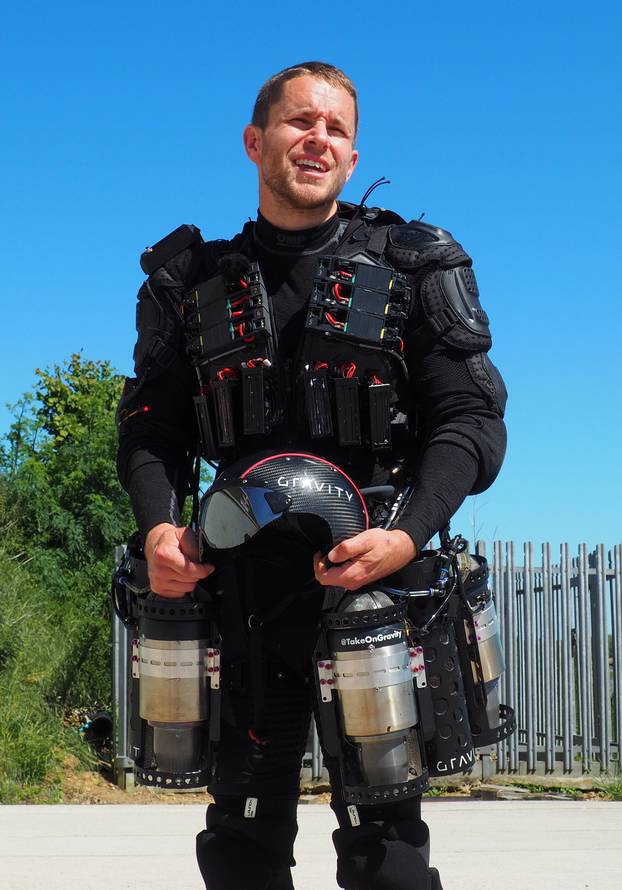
(0, 355), (136, 802)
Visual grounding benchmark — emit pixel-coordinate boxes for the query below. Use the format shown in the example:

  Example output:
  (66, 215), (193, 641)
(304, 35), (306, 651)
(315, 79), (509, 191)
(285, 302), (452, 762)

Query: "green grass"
(0, 546), (98, 803)
(595, 772), (622, 801)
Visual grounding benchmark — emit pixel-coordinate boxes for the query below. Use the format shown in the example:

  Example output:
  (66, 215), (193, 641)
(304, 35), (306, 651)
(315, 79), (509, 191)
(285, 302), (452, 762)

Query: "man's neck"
(258, 191), (338, 230)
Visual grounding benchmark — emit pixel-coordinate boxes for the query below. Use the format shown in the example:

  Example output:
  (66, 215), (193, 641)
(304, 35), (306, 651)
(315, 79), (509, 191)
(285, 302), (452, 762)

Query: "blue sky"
(1, 0), (620, 552)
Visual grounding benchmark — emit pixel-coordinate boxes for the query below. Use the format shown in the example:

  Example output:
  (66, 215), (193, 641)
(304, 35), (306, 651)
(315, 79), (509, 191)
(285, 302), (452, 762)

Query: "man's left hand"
(314, 528), (417, 591)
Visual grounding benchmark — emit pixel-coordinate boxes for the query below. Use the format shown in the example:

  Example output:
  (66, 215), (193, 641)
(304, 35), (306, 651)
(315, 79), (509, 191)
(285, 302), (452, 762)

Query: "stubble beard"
(263, 163), (347, 214)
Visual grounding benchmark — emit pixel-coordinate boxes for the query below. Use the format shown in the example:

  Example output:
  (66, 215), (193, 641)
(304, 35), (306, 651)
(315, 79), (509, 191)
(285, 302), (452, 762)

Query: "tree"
(4, 353), (135, 566)
(1, 354), (137, 722)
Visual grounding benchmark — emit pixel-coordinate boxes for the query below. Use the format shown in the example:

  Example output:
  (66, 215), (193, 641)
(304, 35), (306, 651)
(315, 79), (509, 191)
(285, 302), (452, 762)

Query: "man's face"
(244, 75), (359, 217)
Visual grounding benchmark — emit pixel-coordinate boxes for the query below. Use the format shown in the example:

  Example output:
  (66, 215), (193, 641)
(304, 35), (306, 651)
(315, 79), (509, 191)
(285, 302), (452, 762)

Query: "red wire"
(341, 362), (356, 378)
(217, 368), (237, 381)
(338, 270), (353, 278)
(248, 728), (268, 746)
(325, 312), (344, 328)
(371, 374), (383, 385)
(239, 278), (249, 288)
(314, 361), (329, 370)
(333, 282), (350, 303)
(235, 322), (256, 343)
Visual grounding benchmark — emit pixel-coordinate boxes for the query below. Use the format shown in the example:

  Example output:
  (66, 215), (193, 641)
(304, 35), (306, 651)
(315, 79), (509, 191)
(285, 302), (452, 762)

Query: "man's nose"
(304, 120), (329, 148)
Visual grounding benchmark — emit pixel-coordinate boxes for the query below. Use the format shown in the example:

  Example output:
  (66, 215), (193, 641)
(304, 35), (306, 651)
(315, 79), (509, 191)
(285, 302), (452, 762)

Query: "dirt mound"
(61, 756), (213, 805)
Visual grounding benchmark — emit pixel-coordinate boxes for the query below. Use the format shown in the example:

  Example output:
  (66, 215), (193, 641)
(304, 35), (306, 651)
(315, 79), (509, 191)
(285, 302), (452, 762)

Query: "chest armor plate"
(183, 241), (413, 461)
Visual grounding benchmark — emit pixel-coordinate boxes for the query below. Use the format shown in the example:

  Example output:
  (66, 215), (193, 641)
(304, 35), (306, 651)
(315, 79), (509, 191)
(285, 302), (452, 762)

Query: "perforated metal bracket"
(409, 645), (427, 688)
(316, 659), (336, 702)
(131, 638), (140, 679)
(207, 647), (221, 690)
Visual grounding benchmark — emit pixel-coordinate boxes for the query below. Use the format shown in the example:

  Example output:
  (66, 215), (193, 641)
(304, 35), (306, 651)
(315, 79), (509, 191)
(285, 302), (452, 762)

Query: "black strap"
(366, 225), (390, 259)
(334, 208), (367, 251)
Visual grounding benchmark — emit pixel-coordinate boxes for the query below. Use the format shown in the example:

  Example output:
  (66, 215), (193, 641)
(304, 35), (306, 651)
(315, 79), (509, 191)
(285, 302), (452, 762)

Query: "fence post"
(524, 542), (537, 772)
(542, 543), (555, 772)
(493, 540), (506, 772)
(593, 544), (611, 771)
(613, 545), (622, 770)
(578, 544), (594, 771)
(506, 541), (519, 772)
(112, 545), (134, 789)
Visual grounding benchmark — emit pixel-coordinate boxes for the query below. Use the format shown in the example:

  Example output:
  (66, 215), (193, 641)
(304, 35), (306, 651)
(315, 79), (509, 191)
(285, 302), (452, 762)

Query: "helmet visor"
(199, 485), (292, 550)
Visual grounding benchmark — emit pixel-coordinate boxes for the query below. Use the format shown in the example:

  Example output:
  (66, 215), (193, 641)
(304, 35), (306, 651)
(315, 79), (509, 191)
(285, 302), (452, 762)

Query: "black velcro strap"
(366, 226), (389, 258)
(426, 309), (456, 338)
(149, 336), (178, 368)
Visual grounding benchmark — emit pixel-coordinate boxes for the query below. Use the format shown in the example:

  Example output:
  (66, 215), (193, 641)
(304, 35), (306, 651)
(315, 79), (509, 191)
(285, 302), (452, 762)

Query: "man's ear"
(243, 124), (262, 164)
(345, 148), (359, 182)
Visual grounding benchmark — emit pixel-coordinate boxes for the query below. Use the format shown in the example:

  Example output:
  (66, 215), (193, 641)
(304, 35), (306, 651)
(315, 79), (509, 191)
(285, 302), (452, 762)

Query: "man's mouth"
(293, 157), (329, 176)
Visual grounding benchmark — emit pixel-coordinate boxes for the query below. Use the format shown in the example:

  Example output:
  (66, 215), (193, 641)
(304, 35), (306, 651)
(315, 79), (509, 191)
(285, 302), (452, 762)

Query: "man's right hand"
(144, 523), (214, 598)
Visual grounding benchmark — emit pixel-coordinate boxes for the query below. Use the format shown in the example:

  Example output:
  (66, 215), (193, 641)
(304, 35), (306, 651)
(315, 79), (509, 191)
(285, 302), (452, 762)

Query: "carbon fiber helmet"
(198, 451), (368, 565)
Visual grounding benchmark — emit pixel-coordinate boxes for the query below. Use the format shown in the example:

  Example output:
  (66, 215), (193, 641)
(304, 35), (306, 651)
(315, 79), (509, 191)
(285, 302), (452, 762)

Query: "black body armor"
(121, 203), (501, 466)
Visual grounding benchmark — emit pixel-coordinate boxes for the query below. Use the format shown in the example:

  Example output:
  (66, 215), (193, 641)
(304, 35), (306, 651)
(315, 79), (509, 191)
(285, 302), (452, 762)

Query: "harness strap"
(366, 225), (390, 258)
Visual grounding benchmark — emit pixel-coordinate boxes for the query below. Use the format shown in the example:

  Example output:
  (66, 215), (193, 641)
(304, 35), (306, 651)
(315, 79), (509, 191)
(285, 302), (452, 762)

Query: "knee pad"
(196, 795), (298, 890)
(197, 828), (277, 889)
(333, 819), (440, 890)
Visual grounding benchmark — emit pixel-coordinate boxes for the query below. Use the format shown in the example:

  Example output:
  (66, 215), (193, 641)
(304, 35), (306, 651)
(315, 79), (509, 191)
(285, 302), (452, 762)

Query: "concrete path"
(1, 801), (620, 889)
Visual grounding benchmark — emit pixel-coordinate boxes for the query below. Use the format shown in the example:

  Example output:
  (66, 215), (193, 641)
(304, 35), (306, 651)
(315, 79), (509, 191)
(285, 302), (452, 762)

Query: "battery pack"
(242, 366), (266, 435)
(368, 383), (392, 450)
(334, 376), (361, 446)
(304, 369), (334, 438)
(212, 378), (236, 447)
(193, 394), (217, 460)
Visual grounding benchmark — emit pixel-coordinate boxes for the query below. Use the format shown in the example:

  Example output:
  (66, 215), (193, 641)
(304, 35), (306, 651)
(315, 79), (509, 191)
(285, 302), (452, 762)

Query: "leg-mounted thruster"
(314, 590), (430, 804)
(384, 535), (516, 777)
(112, 537), (222, 789)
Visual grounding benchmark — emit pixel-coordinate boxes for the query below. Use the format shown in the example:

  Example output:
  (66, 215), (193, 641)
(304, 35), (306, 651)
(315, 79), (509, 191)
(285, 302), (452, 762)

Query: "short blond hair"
(252, 61), (358, 133)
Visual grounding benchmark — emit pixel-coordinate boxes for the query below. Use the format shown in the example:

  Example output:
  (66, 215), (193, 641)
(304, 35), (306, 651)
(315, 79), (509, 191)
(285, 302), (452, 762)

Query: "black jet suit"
(117, 207), (507, 890)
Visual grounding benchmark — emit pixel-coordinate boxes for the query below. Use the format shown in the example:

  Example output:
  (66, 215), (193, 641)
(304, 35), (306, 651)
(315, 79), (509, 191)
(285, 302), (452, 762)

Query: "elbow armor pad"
(465, 352), (508, 417)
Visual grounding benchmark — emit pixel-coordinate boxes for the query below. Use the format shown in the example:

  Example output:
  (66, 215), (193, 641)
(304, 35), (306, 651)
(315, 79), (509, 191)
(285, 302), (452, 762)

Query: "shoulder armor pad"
(337, 201), (406, 226)
(386, 220), (471, 271)
(419, 264), (492, 352)
(140, 224), (203, 276)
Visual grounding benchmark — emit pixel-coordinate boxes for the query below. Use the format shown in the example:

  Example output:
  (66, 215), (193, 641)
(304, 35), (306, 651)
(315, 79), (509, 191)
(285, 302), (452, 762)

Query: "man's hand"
(314, 528), (417, 591)
(144, 523), (214, 598)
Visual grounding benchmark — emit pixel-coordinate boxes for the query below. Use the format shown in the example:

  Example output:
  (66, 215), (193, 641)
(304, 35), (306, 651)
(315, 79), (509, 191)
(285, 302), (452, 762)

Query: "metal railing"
(482, 541), (622, 776)
(111, 541), (622, 785)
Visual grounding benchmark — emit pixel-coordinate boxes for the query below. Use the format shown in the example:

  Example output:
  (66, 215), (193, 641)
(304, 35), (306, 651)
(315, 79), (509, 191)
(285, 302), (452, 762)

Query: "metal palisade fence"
(111, 541), (622, 785)
(480, 541), (622, 777)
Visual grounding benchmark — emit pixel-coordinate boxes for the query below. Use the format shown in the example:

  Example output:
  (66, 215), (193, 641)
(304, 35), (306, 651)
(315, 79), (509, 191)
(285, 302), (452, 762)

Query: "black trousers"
(196, 554), (442, 890)
(195, 644), (441, 889)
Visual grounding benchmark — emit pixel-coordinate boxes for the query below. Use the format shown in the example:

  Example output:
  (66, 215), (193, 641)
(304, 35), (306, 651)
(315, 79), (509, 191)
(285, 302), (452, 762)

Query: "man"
(118, 61), (507, 890)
